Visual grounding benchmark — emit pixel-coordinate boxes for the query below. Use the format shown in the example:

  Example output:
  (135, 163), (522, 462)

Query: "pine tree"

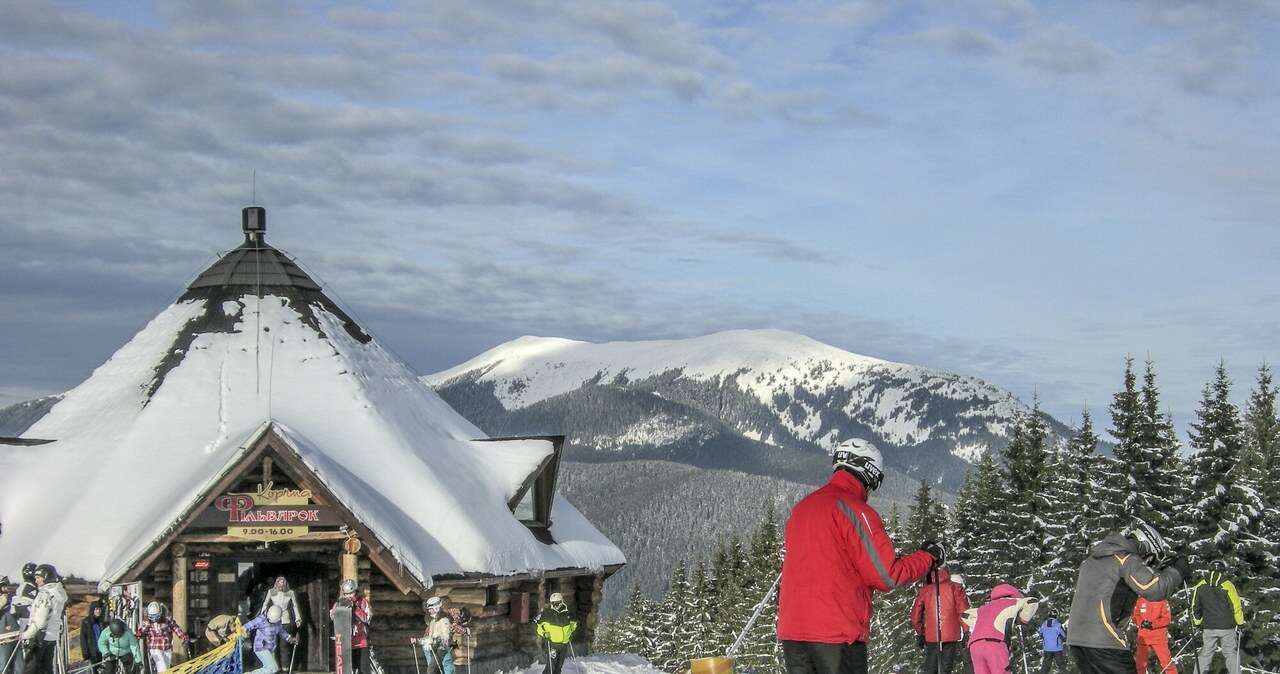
(1110, 357), (1183, 534)
(1186, 361), (1247, 560)
(734, 504), (783, 673)
(869, 505), (921, 674)
(686, 561), (717, 660)
(950, 453), (1012, 592)
(1241, 363), (1280, 665)
(607, 584), (657, 658)
(653, 561), (692, 671)
(1001, 401), (1051, 591)
(905, 479), (947, 548)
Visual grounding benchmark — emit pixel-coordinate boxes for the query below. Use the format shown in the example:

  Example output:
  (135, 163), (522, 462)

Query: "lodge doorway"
(203, 559), (332, 672)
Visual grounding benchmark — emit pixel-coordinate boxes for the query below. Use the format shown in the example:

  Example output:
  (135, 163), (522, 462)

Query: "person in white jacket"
(259, 577), (302, 670)
(19, 565), (66, 674)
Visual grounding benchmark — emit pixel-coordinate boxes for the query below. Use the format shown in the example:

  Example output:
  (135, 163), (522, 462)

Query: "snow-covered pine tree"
(1001, 401), (1051, 592)
(1242, 363), (1280, 665)
(905, 479), (947, 547)
(1110, 357), (1183, 535)
(1040, 436), (1082, 615)
(869, 505), (919, 674)
(1187, 361), (1247, 562)
(605, 584), (657, 659)
(652, 561), (692, 672)
(950, 453), (1012, 593)
(686, 561), (717, 660)
(735, 503), (783, 674)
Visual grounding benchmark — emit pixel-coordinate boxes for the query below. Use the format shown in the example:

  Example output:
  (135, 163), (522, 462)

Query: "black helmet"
(33, 564), (60, 582)
(21, 563), (37, 582)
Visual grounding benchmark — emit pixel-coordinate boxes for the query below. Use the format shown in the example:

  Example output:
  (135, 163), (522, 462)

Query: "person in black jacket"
(534, 594), (577, 674)
(1192, 562), (1244, 674)
(80, 602), (109, 668)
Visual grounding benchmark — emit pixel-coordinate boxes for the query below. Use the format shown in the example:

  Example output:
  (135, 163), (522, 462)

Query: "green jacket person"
(535, 593), (577, 674)
(1191, 562), (1244, 674)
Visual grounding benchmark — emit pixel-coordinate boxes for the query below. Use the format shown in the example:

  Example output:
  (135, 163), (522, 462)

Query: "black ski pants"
(1040, 651), (1070, 674)
(782, 640), (868, 674)
(541, 643), (569, 674)
(21, 640), (54, 674)
(1072, 646), (1137, 674)
(921, 642), (962, 674)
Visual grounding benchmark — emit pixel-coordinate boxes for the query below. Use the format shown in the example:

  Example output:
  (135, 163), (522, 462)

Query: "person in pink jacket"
(962, 584), (1039, 674)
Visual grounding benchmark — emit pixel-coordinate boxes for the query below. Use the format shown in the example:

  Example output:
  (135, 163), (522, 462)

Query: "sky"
(1, 0), (1277, 436)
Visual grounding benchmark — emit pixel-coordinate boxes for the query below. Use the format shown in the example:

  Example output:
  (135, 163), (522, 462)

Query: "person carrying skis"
(1191, 561), (1243, 674)
(911, 566), (968, 674)
(778, 438), (941, 674)
(1037, 614), (1068, 674)
(19, 564), (67, 674)
(259, 577), (302, 671)
(1065, 519), (1188, 674)
(961, 583), (1039, 674)
(447, 606), (472, 672)
(97, 619), (142, 674)
(1132, 599), (1175, 674)
(244, 606), (298, 674)
(534, 593), (577, 674)
(329, 580), (371, 674)
(80, 601), (110, 669)
(413, 597), (453, 674)
(1, 580), (21, 674)
(136, 602), (191, 673)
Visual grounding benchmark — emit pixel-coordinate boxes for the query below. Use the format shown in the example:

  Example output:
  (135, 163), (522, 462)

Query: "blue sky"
(1, 0), (1277, 434)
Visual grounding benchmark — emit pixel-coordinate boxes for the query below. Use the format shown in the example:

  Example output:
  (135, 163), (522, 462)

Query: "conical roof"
(0, 207), (624, 584)
(187, 241), (320, 291)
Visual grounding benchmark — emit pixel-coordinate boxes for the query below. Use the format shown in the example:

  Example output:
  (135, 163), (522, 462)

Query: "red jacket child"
(1133, 598), (1176, 674)
(911, 567), (970, 643)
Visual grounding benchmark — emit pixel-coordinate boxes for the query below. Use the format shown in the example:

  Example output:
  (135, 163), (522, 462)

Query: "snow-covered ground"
(498, 655), (660, 674)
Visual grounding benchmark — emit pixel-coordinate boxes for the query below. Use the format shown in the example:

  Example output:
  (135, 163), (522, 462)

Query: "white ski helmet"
(832, 438), (884, 491)
(340, 578), (358, 595)
(424, 596), (443, 612)
(549, 592), (564, 604)
(1124, 517), (1172, 564)
(146, 602), (162, 619)
(266, 606), (284, 624)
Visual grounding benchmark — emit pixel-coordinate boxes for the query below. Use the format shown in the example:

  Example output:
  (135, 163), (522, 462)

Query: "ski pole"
(286, 637), (297, 674)
(568, 640), (581, 674)
(1, 642), (19, 674)
(410, 640), (421, 674)
(1016, 623), (1030, 674)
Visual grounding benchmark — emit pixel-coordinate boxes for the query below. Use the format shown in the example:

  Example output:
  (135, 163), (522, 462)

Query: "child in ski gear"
(1037, 615), (1067, 674)
(80, 602), (110, 667)
(1132, 599), (1175, 674)
(244, 606), (297, 674)
(910, 567), (969, 674)
(19, 565), (67, 674)
(1066, 519), (1187, 674)
(961, 583), (1038, 674)
(97, 619), (142, 674)
(329, 579), (371, 674)
(1191, 563), (1243, 674)
(779, 439), (939, 674)
(259, 577), (302, 672)
(413, 597), (453, 674)
(535, 593), (577, 674)
(136, 602), (191, 673)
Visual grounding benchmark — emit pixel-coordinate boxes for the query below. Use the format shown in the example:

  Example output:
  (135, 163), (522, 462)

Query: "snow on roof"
(1, 288), (623, 584)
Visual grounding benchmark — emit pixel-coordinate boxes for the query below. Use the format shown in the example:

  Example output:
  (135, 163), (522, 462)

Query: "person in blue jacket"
(1038, 614), (1068, 674)
(243, 607), (297, 674)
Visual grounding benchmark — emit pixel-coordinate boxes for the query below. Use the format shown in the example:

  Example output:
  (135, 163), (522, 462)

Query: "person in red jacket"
(1133, 598), (1176, 674)
(330, 579), (372, 674)
(778, 438), (941, 674)
(911, 567), (969, 674)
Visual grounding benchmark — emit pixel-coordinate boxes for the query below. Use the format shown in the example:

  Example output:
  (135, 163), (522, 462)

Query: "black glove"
(921, 540), (946, 565)
(1167, 556), (1191, 582)
(1141, 620), (1153, 630)
(21, 638), (37, 655)
(916, 635), (925, 648)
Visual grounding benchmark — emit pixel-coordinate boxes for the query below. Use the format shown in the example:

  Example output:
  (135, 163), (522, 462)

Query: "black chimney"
(242, 206), (266, 245)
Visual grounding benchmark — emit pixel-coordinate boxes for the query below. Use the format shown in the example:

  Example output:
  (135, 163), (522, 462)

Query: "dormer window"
(473, 435), (564, 531)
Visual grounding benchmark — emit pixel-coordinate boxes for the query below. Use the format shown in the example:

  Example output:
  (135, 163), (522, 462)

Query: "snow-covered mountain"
(425, 329), (1066, 487)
